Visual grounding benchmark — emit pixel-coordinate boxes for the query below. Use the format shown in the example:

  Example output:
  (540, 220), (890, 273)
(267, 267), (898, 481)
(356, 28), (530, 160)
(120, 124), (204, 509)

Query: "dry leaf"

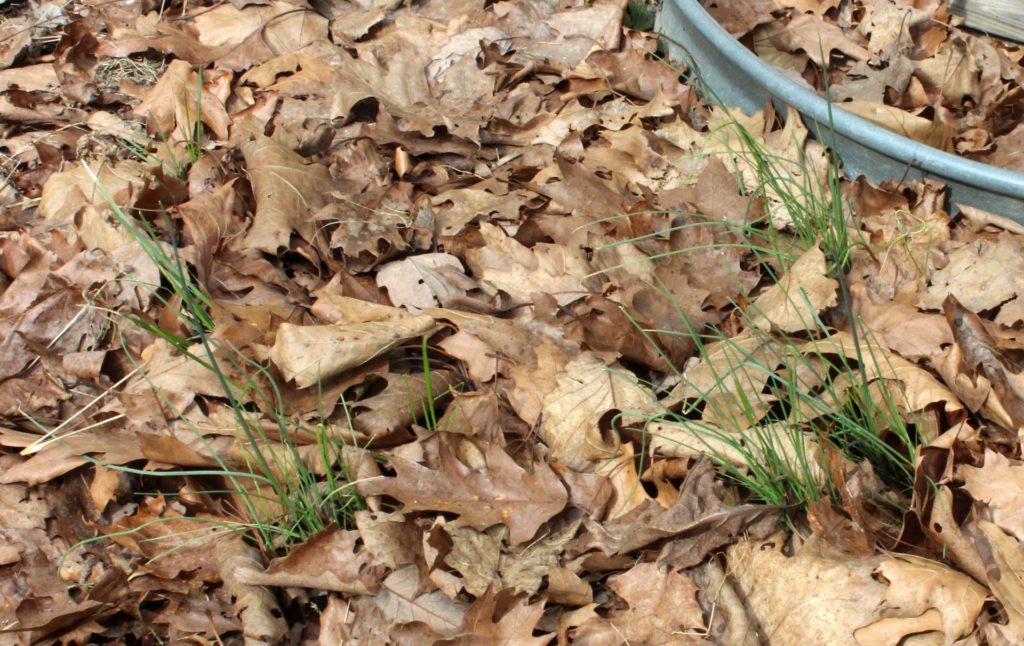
(538, 353), (661, 469)
(748, 245), (838, 333)
(269, 315), (439, 388)
(241, 135), (334, 252)
(465, 222), (597, 308)
(840, 101), (953, 151)
(435, 587), (551, 646)
(728, 535), (887, 645)
(605, 562), (705, 643)
(359, 443), (567, 544)
(216, 537), (288, 645)
(235, 526), (383, 594)
(854, 555), (986, 644)
(921, 235), (1024, 312)
(977, 521), (1024, 642)
(961, 450), (1024, 541)
(768, 14), (870, 66)
(374, 565), (464, 638)
(376, 253), (471, 312)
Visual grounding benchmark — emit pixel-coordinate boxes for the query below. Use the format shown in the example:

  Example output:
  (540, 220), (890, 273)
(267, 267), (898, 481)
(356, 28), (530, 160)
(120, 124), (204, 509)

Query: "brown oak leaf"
(360, 443), (567, 544)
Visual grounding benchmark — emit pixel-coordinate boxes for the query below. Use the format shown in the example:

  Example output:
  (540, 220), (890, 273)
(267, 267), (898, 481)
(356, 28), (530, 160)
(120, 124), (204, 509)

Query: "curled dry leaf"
(194, 1), (328, 58)
(850, 280), (952, 361)
(596, 442), (651, 520)
(216, 536), (287, 646)
(269, 315), (439, 388)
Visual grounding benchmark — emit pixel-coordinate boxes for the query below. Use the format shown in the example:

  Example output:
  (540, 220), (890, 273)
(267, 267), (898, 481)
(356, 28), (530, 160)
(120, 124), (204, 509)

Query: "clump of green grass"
(40, 165), (372, 556)
(644, 306), (917, 511)
(614, 109), (919, 517)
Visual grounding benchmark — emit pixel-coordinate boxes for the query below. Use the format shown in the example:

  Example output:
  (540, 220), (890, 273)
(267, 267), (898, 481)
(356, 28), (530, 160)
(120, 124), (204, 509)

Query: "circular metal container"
(656, 0), (1024, 218)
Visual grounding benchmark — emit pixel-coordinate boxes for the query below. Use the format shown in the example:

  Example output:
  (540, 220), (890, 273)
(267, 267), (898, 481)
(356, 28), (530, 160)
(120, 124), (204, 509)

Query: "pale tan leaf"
(802, 331), (962, 414)
(241, 135), (333, 252)
(840, 101), (952, 152)
(855, 555), (986, 644)
(375, 253), (470, 312)
(39, 160), (151, 250)
(133, 59), (231, 142)
(961, 450), (1024, 541)
(648, 420), (826, 491)
(217, 536), (288, 645)
(465, 222), (597, 308)
(728, 535), (887, 645)
(269, 315), (439, 388)
(748, 245), (838, 333)
(977, 521), (1024, 642)
(921, 235), (1024, 312)
(606, 562), (705, 644)
(539, 353), (661, 469)
(770, 13), (870, 66)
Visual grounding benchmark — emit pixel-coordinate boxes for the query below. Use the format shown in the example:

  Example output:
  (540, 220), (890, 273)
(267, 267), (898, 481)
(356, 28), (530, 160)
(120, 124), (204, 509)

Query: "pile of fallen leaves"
(706, 0), (1024, 169)
(3, 0), (1024, 643)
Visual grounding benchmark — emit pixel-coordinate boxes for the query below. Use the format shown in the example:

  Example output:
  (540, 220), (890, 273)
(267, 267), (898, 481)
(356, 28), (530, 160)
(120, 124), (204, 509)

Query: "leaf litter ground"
(2, 0), (1024, 643)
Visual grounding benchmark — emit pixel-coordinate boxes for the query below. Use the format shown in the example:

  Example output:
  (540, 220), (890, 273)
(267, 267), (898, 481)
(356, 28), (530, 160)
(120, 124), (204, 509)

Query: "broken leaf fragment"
(269, 315), (439, 388)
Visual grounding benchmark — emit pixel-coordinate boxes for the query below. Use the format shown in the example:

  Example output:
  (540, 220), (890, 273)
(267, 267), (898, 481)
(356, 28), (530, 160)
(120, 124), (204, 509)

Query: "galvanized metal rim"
(660, 0), (1024, 209)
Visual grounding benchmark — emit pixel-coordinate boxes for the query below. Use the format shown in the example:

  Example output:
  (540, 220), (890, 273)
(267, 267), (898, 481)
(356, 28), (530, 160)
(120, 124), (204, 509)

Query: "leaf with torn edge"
(538, 352), (662, 469)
